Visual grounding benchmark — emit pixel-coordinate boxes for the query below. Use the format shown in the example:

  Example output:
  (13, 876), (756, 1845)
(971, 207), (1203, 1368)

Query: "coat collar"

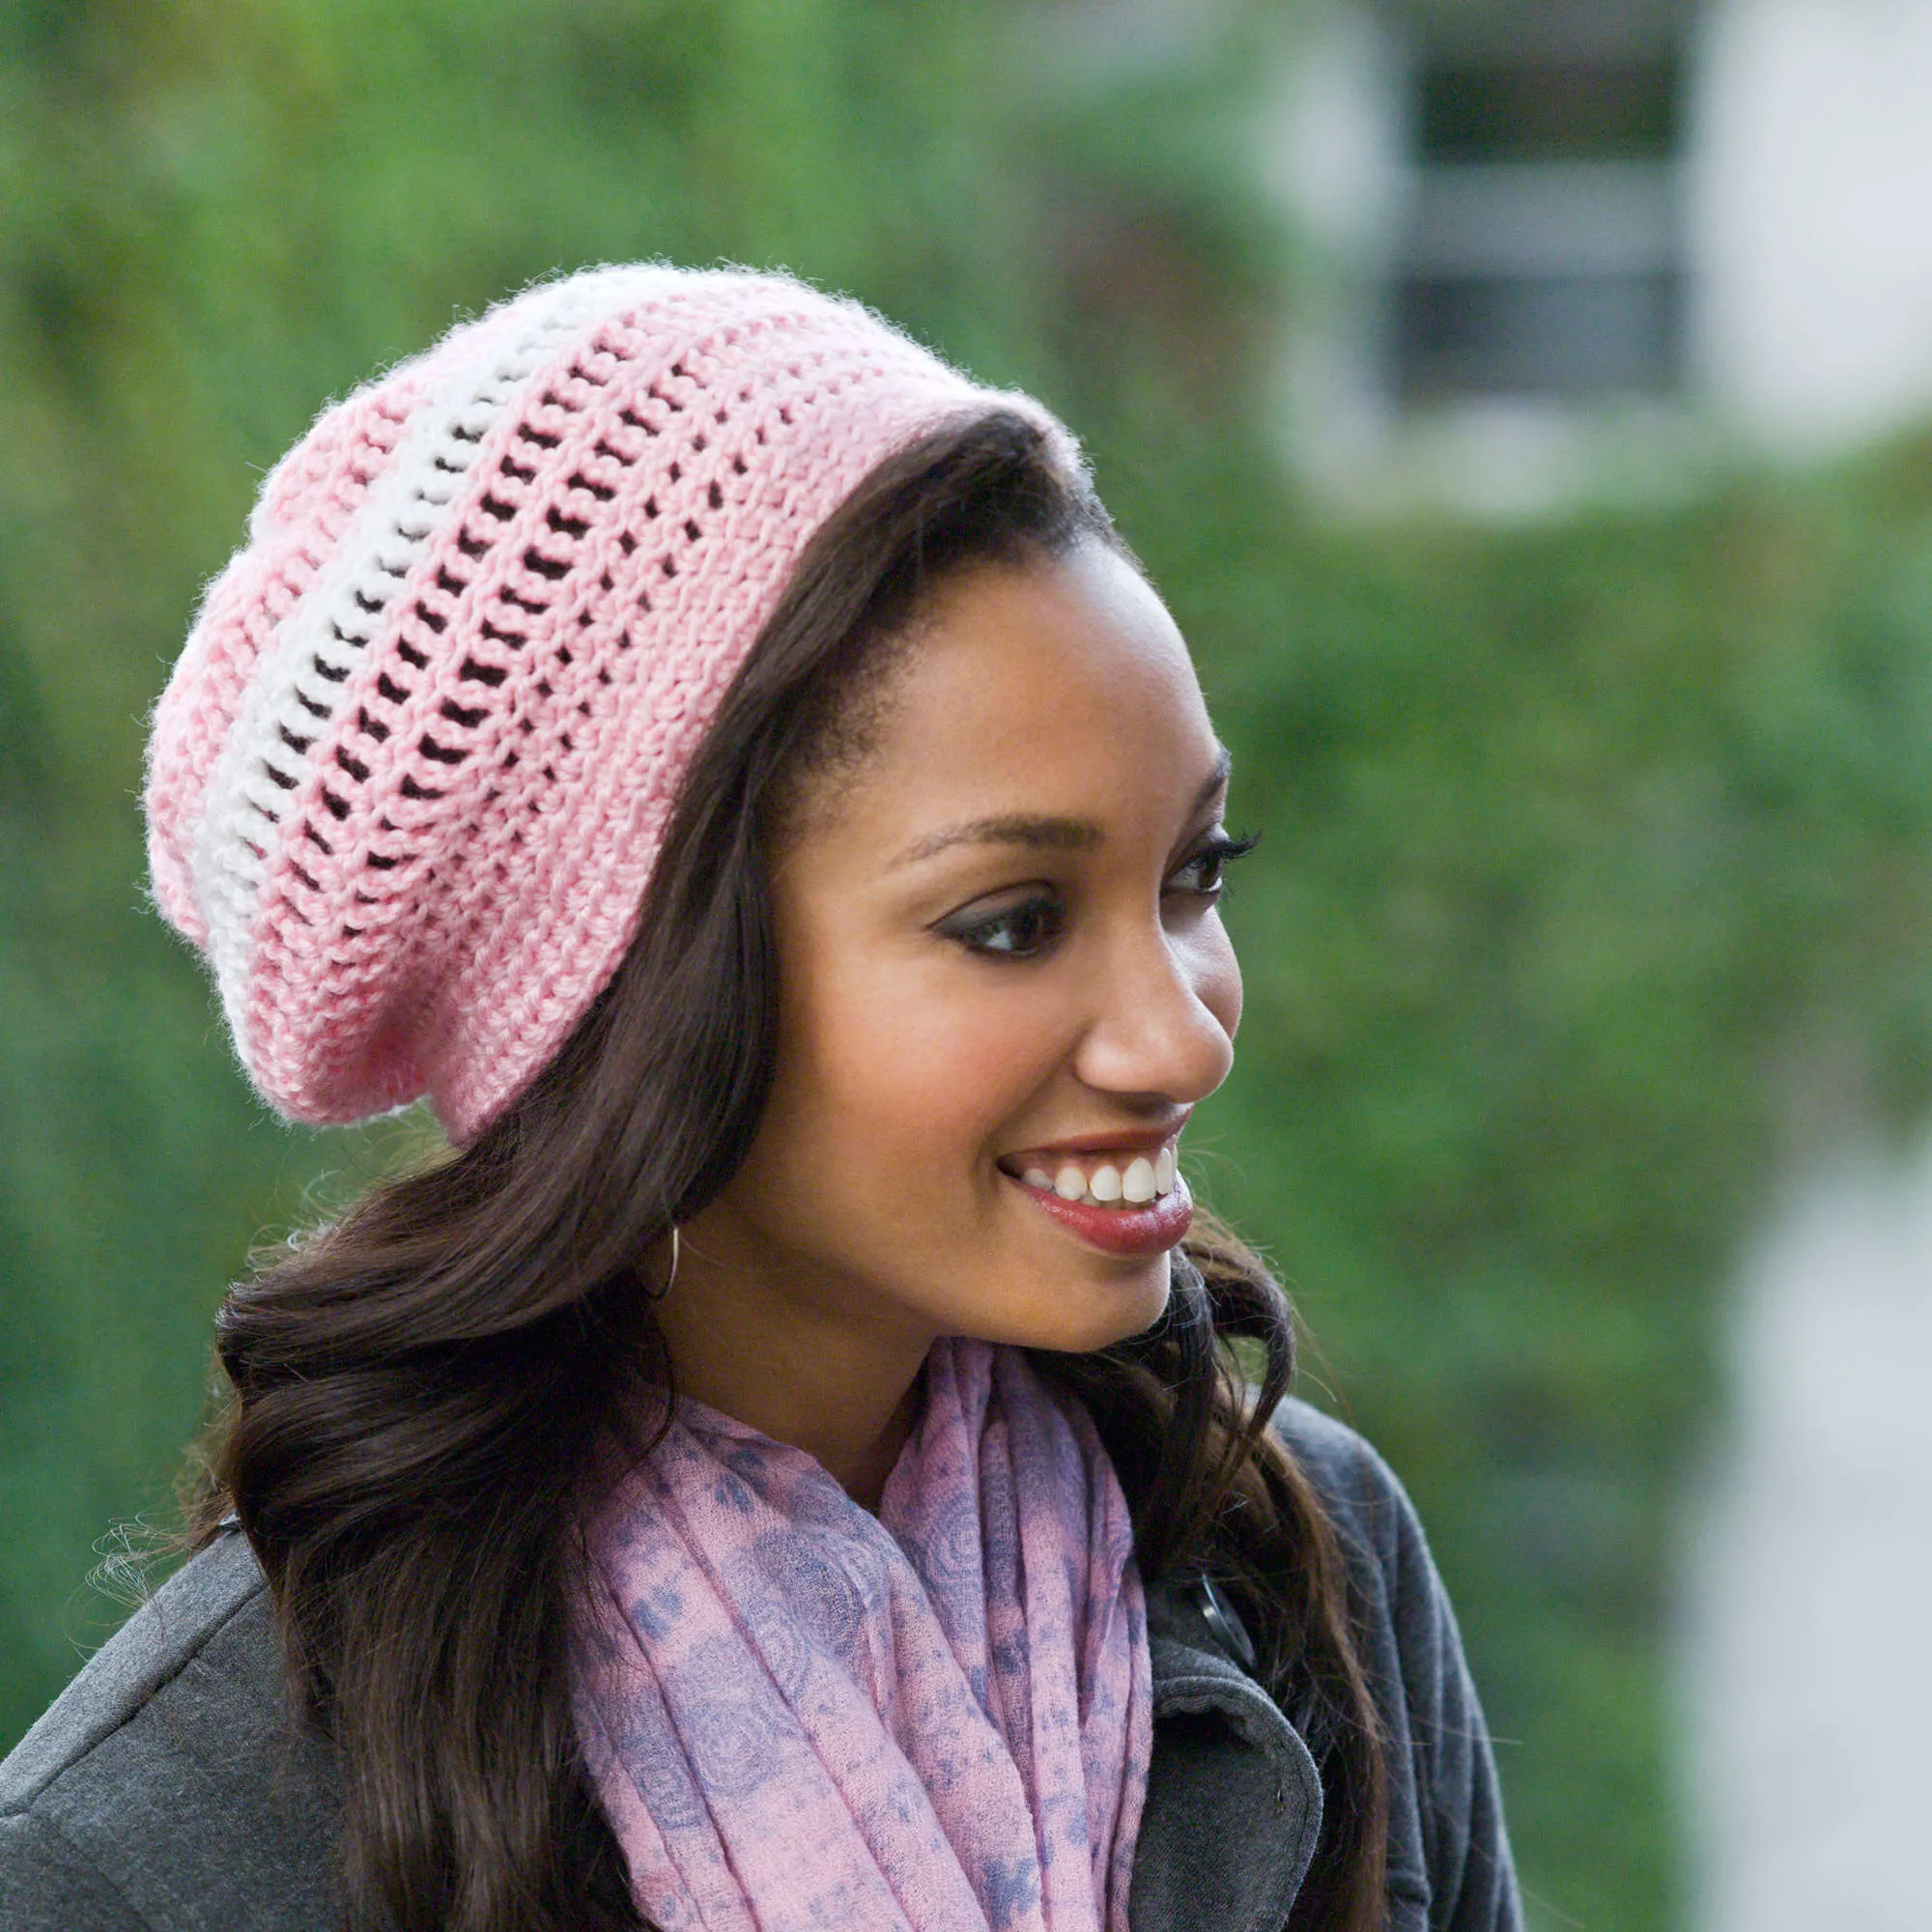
(1129, 1577), (1323, 1932)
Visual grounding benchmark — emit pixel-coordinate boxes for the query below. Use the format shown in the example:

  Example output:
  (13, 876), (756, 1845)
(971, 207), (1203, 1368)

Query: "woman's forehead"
(808, 546), (1225, 854)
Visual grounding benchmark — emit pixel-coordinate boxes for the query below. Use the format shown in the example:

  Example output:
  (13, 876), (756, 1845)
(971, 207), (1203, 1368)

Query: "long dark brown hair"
(194, 411), (1388, 1931)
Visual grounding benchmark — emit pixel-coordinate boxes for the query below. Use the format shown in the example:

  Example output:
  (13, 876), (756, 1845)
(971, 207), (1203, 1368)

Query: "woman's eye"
(1167, 830), (1259, 898)
(940, 893), (1065, 959)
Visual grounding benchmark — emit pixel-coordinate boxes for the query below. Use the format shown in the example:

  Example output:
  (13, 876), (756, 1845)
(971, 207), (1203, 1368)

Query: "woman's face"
(683, 538), (1243, 1360)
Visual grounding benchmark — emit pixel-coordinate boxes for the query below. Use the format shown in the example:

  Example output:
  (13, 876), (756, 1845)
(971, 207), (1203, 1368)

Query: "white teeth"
(1014, 1147), (1182, 1208)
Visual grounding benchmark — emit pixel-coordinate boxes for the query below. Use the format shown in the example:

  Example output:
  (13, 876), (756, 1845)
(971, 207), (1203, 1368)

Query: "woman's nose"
(1069, 923), (1238, 1106)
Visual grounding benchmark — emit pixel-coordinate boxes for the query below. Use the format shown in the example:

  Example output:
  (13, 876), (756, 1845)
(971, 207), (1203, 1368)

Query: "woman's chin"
(995, 1251), (1174, 1355)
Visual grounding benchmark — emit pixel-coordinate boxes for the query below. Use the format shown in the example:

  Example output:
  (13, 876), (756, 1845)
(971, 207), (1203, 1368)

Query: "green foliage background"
(7, 6), (1932, 1929)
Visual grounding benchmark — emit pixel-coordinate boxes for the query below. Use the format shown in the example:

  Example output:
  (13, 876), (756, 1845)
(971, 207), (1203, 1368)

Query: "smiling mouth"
(998, 1144), (1179, 1210)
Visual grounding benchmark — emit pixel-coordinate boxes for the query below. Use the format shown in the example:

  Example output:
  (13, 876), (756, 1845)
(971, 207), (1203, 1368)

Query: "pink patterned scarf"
(572, 1338), (1152, 1932)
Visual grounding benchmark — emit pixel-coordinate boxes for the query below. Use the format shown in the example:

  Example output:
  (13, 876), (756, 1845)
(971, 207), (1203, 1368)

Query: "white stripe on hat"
(190, 267), (677, 1055)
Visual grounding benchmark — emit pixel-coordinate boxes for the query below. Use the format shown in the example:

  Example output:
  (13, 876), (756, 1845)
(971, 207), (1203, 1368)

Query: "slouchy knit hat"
(145, 266), (1054, 1140)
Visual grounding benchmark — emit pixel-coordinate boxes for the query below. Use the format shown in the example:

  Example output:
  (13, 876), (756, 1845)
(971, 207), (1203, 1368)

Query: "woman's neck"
(651, 1236), (934, 1511)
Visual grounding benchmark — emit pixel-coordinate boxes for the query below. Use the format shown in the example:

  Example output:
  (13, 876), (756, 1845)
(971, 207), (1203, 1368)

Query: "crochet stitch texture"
(146, 266), (1047, 1139)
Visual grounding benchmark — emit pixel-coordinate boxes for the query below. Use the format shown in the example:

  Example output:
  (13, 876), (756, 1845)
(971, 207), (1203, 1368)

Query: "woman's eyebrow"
(892, 746), (1234, 870)
(1201, 745), (1233, 805)
(892, 814), (1103, 869)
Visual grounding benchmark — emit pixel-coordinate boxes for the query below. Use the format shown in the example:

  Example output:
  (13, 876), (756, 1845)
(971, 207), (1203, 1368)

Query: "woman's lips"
(1005, 1168), (1194, 1257)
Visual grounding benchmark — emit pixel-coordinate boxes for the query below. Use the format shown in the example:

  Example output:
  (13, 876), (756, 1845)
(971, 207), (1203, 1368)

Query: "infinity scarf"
(572, 1338), (1152, 1932)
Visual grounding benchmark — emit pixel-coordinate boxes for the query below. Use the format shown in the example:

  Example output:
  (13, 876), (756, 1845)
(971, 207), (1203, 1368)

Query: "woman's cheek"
(834, 977), (1066, 1175)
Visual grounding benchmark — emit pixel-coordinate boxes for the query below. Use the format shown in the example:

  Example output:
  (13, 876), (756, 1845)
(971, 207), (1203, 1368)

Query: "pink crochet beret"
(146, 266), (1053, 1140)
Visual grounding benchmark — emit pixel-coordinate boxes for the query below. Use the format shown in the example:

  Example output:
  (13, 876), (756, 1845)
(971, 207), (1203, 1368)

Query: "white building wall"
(1690, 0), (1932, 454)
(1257, 5), (1411, 489)
(1683, 1151), (1932, 1932)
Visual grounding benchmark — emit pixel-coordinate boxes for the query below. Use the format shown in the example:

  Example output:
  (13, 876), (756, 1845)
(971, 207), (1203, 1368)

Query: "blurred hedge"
(9, 7), (1932, 1930)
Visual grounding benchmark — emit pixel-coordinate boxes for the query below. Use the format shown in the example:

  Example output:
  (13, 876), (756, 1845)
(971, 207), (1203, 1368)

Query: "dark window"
(1397, 270), (1682, 401)
(1395, 46), (1685, 402)
(1417, 59), (1681, 163)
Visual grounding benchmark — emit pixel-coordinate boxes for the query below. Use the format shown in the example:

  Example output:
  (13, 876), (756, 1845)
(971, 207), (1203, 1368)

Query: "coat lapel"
(1128, 1584), (1323, 1932)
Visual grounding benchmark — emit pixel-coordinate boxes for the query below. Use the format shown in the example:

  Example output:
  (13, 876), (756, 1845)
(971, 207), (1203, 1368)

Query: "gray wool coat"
(0, 1400), (1520, 1932)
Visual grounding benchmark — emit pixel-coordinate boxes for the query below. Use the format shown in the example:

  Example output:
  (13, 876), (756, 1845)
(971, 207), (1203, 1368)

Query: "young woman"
(0, 268), (1518, 1932)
